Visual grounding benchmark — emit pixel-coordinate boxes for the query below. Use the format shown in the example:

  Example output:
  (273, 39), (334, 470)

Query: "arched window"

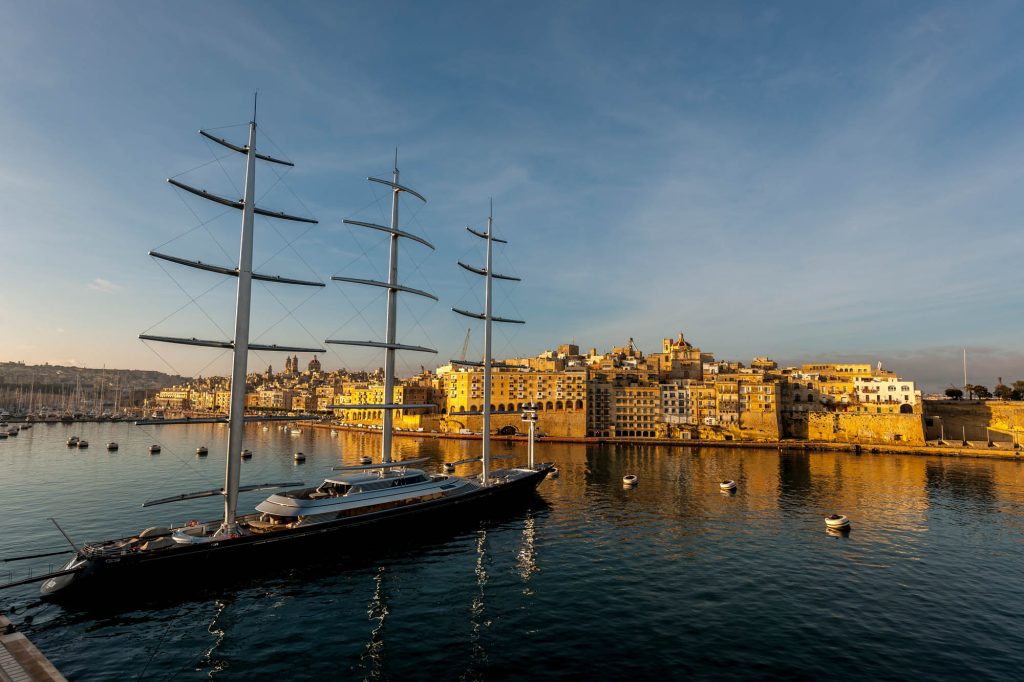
(556, 400), (563, 410)
(576, 399), (584, 409)
(546, 401), (554, 410)
(490, 404), (496, 412)
(498, 403), (506, 412)
(469, 404), (477, 413)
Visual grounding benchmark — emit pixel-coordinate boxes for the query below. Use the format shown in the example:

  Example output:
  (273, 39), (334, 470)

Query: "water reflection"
(465, 529), (490, 680)
(199, 598), (229, 677)
(926, 461), (996, 509)
(778, 450), (813, 511)
(9, 424), (1024, 679)
(360, 566), (389, 681)
(516, 514), (538, 585)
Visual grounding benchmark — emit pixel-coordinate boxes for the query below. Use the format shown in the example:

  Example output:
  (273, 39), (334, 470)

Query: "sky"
(2, 1), (1024, 391)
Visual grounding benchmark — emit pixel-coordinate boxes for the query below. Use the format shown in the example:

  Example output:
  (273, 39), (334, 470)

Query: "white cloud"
(88, 278), (119, 293)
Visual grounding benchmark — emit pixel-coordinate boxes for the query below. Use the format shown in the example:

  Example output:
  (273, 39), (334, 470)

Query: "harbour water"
(3, 422), (1024, 679)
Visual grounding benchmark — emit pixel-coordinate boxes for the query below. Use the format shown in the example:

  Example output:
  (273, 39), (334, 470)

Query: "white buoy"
(294, 452), (306, 463)
(106, 442), (119, 451)
(825, 514), (850, 529)
(720, 480), (737, 491)
(360, 455), (372, 465)
(623, 474), (638, 486)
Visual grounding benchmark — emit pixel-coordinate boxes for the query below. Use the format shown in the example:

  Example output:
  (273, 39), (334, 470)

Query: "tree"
(964, 384), (977, 400)
(995, 384), (1013, 400)
(1013, 381), (1024, 400)
(974, 385), (992, 399)
(945, 388), (963, 400)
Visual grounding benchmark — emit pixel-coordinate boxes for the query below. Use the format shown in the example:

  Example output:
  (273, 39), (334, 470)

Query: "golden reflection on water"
(275, 429), (1024, 546)
(360, 566), (389, 681)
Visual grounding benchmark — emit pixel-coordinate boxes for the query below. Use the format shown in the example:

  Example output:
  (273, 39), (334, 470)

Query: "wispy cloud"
(88, 278), (120, 293)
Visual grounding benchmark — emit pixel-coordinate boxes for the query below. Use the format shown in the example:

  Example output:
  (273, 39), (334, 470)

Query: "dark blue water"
(3, 422), (1024, 680)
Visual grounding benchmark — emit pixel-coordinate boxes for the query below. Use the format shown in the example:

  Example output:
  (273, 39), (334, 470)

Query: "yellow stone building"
(441, 367), (588, 437)
(331, 384), (434, 424)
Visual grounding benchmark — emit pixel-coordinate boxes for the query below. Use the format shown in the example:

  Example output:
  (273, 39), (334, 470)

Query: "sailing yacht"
(34, 119), (549, 602)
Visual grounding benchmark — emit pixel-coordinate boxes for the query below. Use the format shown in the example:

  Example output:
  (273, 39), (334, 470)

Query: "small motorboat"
(720, 480), (737, 491)
(149, 444), (161, 454)
(0, 432), (7, 439)
(825, 514), (850, 529)
(622, 474), (638, 487)
(442, 462), (455, 473)
(196, 446), (209, 456)
(8, 428), (18, 437)
(241, 449), (253, 460)
(107, 442), (119, 451)
(77, 440), (89, 448)
(359, 455), (372, 465)
(329, 430), (337, 438)
(67, 436), (79, 447)
(293, 452), (306, 463)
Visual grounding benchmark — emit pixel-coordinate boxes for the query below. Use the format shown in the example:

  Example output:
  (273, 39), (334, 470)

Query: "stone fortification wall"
(923, 400), (1024, 441)
(735, 411), (781, 441)
(437, 410), (586, 437)
(808, 412), (925, 445)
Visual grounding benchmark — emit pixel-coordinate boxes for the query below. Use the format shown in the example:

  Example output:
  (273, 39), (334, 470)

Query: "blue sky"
(2, 1), (1024, 391)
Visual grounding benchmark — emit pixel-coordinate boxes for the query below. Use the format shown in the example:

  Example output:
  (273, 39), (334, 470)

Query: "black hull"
(42, 466), (551, 603)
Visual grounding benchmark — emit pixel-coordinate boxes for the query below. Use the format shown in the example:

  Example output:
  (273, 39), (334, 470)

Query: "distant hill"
(0, 361), (188, 412)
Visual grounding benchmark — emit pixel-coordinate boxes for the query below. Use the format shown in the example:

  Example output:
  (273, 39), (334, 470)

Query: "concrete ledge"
(0, 615), (65, 682)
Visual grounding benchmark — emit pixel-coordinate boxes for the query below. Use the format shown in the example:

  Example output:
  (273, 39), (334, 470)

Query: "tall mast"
(221, 114), (258, 535)
(381, 150), (401, 464)
(324, 161), (436, 438)
(481, 204), (494, 484)
(452, 202), (524, 484)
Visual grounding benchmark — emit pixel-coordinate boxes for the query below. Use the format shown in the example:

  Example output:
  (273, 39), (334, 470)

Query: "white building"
(853, 376), (920, 409)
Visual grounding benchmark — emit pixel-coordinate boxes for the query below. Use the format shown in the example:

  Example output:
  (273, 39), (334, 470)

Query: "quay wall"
(923, 400), (1024, 442)
(807, 412), (926, 446)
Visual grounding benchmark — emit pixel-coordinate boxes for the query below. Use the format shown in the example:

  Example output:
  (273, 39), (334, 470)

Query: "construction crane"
(459, 328), (472, 361)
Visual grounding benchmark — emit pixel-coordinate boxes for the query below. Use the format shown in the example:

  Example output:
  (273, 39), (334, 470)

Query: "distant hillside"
(0, 361), (188, 412)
